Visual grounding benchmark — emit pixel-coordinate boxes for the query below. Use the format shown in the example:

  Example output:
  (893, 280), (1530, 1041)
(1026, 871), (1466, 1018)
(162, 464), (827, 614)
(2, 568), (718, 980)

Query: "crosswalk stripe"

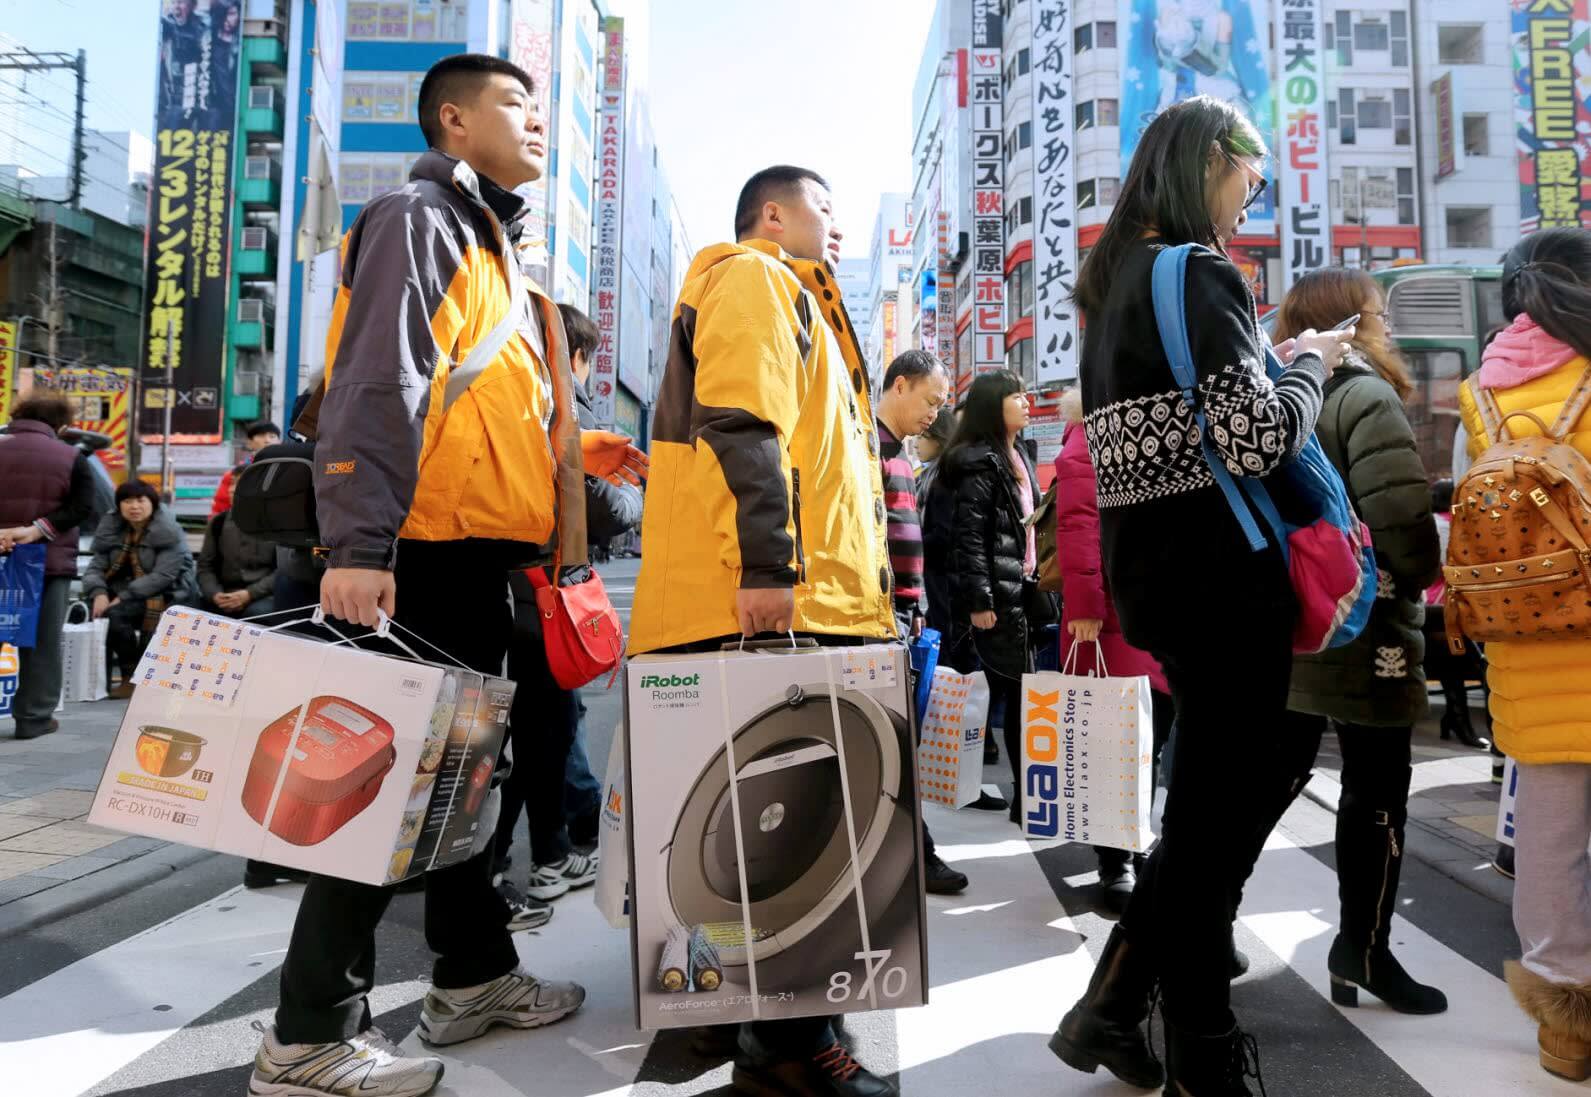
(0, 884), (301, 1097)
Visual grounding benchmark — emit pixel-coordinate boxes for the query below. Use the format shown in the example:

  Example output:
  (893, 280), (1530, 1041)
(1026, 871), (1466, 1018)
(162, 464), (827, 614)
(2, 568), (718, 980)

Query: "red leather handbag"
(525, 565), (624, 689)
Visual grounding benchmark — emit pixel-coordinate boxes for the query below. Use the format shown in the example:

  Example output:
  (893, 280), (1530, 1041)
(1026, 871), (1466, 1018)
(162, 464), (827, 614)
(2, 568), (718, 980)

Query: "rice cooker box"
(624, 643), (928, 1030)
(88, 608), (513, 886)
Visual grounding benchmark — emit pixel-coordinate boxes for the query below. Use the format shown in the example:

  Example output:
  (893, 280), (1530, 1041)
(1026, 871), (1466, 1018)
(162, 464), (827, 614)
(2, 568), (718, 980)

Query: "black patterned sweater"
(1077, 239), (1327, 655)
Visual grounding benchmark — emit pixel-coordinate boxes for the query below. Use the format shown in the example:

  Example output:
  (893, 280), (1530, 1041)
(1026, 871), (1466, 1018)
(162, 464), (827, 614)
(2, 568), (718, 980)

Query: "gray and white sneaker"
(418, 966), (585, 1047)
(494, 874), (554, 932)
(526, 850), (599, 901)
(247, 1022), (442, 1097)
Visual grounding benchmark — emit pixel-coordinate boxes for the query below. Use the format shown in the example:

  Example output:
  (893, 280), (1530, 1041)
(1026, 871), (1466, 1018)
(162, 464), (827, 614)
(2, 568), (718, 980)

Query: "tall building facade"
(862, 192), (913, 396)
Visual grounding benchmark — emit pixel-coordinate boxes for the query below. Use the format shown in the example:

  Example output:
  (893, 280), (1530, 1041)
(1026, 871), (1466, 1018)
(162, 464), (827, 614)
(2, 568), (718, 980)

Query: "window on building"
(1335, 12), (1353, 65)
(1076, 100), (1096, 129)
(1354, 20), (1390, 51)
(1393, 88), (1412, 146)
(1397, 167), (1415, 225)
(1020, 196), (1033, 226)
(1008, 261), (1034, 320)
(1099, 176), (1120, 205)
(1097, 21), (1118, 47)
(1075, 23), (1093, 51)
(1019, 120), (1032, 149)
(1358, 97), (1392, 130)
(1446, 206), (1493, 248)
(1097, 98), (1119, 126)
(1462, 113), (1489, 156)
(1017, 48), (1030, 75)
(1077, 179), (1097, 210)
(1390, 11), (1410, 66)
(1339, 88), (1356, 144)
(1009, 337), (1034, 387)
(1438, 24), (1484, 64)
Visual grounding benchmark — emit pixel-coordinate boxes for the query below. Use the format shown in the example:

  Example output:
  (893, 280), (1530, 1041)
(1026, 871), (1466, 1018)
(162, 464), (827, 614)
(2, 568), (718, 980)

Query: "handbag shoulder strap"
(1149, 244), (1281, 553)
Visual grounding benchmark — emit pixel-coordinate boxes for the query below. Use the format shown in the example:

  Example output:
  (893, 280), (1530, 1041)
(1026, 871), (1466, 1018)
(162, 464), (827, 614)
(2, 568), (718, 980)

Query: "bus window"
(1477, 279), (1506, 340)
(1402, 348), (1464, 480)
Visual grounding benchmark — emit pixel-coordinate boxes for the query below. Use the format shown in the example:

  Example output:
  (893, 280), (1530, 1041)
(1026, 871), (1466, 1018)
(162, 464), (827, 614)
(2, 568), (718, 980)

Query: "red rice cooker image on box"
(241, 696), (398, 846)
(463, 755), (495, 815)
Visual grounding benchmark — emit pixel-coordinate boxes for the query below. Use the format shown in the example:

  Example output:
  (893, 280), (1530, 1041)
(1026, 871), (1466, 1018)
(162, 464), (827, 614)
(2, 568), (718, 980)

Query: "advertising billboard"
(0, 320), (15, 424)
(59, 368), (134, 476)
(1120, 0), (1276, 231)
(970, 0), (1006, 374)
(1512, 0), (1591, 233)
(1031, 0), (1080, 385)
(141, 0), (244, 443)
(510, 0), (556, 283)
(1276, 0), (1328, 291)
(589, 16), (625, 428)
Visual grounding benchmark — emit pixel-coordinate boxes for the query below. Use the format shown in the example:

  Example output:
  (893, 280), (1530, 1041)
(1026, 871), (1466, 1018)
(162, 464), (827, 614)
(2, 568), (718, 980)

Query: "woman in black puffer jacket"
(931, 370), (1039, 810)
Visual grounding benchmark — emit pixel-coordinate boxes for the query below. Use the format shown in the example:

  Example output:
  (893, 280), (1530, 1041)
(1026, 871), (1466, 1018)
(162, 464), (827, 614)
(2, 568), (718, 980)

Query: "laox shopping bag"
(915, 665), (989, 809)
(0, 544), (46, 648)
(592, 722), (630, 928)
(59, 601), (109, 703)
(1020, 642), (1155, 853)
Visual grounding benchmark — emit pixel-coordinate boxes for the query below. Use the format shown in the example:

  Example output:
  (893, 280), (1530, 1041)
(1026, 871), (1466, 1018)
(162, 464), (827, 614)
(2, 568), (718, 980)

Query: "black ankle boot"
(1439, 704), (1489, 749)
(1049, 925), (1163, 1089)
(1330, 800), (1448, 1015)
(1162, 1014), (1267, 1097)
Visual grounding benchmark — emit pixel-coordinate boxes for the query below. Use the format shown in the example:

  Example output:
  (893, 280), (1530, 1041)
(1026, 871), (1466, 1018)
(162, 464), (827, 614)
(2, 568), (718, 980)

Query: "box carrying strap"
(1149, 243), (1287, 555)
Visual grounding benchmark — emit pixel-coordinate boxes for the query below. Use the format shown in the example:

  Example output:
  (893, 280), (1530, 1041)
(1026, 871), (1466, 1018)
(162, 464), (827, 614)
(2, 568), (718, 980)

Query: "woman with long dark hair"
(1048, 96), (1351, 1097)
(1458, 227), (1591, 1082)
(1273, 268), (1447, 1016)
(929, 370), (1039, 808)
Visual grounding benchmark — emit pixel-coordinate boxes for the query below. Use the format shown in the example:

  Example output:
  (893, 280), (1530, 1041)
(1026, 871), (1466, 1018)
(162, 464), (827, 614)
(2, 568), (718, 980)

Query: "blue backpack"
(1150, 244), (1376, 653)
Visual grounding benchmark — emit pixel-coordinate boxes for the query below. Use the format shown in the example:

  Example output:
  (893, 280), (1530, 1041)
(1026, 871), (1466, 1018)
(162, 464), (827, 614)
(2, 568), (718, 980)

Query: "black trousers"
(1119, 610), (1304, 1034)
(494, 631), (580, 868)
(275, 539), (521, 1044)
(105, 597), (154, 684)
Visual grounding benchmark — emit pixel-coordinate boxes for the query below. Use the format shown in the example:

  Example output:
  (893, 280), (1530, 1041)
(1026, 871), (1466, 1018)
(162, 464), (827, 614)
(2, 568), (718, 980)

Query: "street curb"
(0, 843), (216, 939)
(1300, 771), (1514, 906)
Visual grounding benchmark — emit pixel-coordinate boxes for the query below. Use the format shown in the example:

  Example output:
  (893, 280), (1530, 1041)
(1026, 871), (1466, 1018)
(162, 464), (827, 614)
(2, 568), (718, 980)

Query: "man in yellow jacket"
(629, 165), (898, 1097)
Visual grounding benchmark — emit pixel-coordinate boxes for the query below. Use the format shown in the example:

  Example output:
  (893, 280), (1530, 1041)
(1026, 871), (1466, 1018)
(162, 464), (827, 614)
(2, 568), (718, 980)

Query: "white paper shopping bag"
(592, 722), (630, 928)
(1020, 641), (1155, 852)
(916, 666), (989, 809)
(1496, 757), (1517, 847)
(60, 601), (108, 703)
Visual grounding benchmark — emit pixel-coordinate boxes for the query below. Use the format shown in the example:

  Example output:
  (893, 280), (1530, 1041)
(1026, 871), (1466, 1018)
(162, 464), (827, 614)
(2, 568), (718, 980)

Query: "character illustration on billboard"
(1122, 0), (1275, 224)
(159, 0), (242, 130)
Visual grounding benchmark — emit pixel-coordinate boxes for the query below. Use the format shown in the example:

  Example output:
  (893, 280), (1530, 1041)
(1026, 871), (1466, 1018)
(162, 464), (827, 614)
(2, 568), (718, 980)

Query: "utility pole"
(0, 49), (87, 209)
(46, 219), (60, 360)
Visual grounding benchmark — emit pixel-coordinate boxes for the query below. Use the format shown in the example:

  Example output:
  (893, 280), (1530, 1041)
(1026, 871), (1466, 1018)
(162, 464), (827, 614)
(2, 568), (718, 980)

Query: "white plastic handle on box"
(257, 606), (470, 670)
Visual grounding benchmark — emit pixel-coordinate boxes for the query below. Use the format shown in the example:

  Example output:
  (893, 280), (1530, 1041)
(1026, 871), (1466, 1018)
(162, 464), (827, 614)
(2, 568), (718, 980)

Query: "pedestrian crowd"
(0, 59), (1587, 1097)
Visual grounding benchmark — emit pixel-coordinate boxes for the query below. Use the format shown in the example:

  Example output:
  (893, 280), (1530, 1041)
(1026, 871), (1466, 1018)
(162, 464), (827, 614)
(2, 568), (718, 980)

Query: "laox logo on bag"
(1023, 686), (1063, 837)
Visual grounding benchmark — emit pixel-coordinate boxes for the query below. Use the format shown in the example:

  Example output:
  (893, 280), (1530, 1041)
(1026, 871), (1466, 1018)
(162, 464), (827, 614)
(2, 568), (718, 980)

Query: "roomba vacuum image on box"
(242, 696), (398, 846)
(658, 680), (919, 993)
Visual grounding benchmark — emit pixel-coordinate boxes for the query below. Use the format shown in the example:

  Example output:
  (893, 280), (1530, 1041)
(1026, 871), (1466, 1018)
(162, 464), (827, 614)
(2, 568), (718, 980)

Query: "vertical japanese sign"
(589, 17), (625, 429)
(1031, 0), (1079, 384)
(882, 299), (898, 366)
(0, 320), (15, 424)
(970, 0), (1006, 373)
(1276, 0), (1328, 291)
(1513, 0), (1591, 233)
(142, 0), (243, 443)
(1433, 72), (1460, 180)
(510, 0), (556, 283)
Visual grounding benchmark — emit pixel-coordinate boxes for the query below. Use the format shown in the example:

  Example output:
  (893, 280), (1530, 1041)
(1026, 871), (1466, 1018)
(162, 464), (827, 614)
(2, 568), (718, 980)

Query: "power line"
(0, 90), (131, 157)
(0, 130), (130, 194)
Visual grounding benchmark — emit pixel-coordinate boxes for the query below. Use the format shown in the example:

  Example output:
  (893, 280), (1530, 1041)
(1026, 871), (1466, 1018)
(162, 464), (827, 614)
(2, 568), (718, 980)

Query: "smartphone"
(1329, 313), (1361, 333)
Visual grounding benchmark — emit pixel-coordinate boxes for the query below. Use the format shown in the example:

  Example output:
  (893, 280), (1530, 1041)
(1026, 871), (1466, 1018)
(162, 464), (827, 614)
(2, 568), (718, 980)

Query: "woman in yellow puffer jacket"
(1458, 227), (1591, 1083)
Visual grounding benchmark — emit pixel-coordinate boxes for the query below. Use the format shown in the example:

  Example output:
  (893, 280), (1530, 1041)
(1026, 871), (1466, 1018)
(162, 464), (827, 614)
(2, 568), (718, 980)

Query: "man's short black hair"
(882, 349), (946, 391)
(558, 303), (600, 361)
(245, 420), (281, 439)
(734, 165), (829, 239)
(417, 54), (535, 150)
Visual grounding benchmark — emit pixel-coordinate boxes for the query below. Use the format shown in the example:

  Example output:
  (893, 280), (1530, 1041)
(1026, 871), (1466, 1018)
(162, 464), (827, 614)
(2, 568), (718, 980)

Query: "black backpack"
(231, 441), (319, 547)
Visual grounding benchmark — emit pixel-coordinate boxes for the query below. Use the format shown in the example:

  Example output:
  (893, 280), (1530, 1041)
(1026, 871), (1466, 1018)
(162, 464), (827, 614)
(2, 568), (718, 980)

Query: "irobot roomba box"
(625, 643), (928, 1029)
(88, 608), (513, 886)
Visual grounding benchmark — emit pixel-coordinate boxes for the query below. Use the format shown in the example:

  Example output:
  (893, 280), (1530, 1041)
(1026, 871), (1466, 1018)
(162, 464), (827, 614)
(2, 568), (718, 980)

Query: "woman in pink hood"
(1053, 388), (1175, 911)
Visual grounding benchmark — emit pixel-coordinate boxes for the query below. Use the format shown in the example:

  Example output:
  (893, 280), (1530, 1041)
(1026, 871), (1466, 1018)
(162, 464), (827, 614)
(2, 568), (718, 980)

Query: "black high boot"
(1162, 1011), (1267, 1097)
(1327, 801), (1448, 1015)
(1049, 925), (1163, 1088)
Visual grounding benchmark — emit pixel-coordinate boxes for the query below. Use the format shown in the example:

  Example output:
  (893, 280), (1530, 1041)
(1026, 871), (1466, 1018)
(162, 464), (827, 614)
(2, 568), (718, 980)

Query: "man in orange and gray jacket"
(629, 165), (897, 1097)
(251, 54), (643, 1097)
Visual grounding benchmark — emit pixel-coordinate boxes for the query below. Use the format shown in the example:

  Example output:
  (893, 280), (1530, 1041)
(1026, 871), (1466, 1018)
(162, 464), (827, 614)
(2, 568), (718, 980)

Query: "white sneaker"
(526, 849), (598, 900)
(418, 966), (585, 1046)
(494, 874), (554, 932)
(247, 1022), (442, 1097)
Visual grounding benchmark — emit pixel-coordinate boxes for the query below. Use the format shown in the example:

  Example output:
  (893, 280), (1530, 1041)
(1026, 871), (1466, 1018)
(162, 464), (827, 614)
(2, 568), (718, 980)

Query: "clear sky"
(648, 0), (934, 259)
(0, 0), (934, 260)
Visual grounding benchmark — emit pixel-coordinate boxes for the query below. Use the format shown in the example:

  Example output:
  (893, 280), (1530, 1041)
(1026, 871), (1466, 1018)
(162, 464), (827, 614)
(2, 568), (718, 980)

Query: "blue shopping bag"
(0, 543), (46, 648)
(908, 626), (941, 718)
